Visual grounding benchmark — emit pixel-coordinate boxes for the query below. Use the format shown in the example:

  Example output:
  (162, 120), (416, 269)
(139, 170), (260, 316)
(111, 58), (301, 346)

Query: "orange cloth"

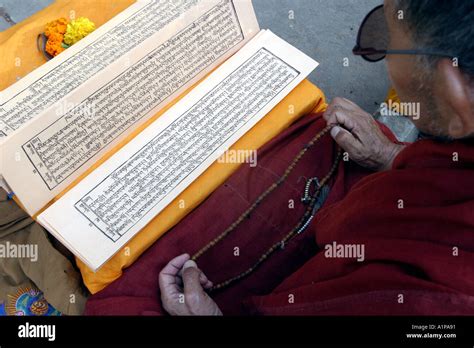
(0, 0), (327, 293)
(0, 0), (135, 90)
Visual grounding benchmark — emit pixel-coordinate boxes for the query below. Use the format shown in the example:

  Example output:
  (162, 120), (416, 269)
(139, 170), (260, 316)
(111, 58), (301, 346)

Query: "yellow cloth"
(1, 0), (327, 293)
(386, 86), (401, 106)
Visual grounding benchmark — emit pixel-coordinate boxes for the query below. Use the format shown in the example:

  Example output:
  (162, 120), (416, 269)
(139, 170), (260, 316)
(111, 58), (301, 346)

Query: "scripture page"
(38, 30), (319, 271)
(0, 0), (257, 138)
(0, 0), (259, 214)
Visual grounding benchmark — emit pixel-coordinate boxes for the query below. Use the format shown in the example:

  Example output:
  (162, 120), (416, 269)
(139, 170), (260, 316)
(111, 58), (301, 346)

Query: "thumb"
(330, 126), (359, 151)
(182, 260), (202, 292)
(182, 260), (205, 297)
(182, 261), (221, 315)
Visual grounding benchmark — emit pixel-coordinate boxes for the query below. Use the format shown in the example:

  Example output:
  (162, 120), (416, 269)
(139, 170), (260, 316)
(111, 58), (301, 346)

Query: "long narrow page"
(0, 0), (259, 215)
(0, 0), (255, 138)
(38, 30), (319, 271)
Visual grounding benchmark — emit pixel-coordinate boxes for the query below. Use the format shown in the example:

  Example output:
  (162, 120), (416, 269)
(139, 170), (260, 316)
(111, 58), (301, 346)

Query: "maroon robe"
(85, 113), (474, 315)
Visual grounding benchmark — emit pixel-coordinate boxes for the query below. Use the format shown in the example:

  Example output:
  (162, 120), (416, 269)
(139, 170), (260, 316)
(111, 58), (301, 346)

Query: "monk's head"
(383, 0), (474, 139)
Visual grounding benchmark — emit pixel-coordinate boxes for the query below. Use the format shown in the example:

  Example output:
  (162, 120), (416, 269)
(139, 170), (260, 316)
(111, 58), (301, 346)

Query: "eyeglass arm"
(353, 45), (455, 59)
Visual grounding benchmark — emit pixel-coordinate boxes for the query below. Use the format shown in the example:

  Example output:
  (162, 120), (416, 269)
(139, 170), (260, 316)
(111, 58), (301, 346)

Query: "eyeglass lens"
(360, 6), (390, 61)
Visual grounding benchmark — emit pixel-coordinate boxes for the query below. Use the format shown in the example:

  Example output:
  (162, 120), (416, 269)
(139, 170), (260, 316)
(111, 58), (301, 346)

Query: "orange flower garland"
(42, 17), (95, 57)
(44, 18), (68, 57)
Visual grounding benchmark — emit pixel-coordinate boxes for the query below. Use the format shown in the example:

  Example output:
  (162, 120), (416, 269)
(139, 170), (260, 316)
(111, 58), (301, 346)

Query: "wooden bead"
(194, 126), (342, 292)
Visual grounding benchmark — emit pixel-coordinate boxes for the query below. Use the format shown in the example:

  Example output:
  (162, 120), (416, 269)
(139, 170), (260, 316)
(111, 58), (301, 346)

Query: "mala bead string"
(210, 148), (342, 292)
(191, 125), (333, 261)
(191, 125), (341, 292)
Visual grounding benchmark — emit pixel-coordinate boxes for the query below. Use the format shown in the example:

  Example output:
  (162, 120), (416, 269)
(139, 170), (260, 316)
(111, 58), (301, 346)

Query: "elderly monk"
(85, 0), (474, 315)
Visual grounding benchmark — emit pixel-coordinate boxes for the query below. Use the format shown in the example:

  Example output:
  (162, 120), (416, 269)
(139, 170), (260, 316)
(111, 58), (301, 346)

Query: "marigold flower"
(45, 32), (66, 57)
(63, 17), (96, 46)
(44, 17), (68, 37)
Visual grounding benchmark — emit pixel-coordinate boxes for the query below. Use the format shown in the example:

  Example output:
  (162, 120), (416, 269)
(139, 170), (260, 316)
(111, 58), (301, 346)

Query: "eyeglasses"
(352, 4), (455, 62)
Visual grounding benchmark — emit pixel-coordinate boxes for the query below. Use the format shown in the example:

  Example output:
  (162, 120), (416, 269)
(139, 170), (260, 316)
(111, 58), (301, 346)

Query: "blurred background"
(0, 0), (389, 112)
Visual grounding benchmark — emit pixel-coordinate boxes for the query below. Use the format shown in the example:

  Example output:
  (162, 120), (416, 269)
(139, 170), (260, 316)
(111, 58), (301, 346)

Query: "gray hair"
(395, 0), (474, 77)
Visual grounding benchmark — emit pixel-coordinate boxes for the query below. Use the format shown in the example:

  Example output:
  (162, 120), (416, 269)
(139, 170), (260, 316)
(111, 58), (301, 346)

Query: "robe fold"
(85, 113), (474, 315)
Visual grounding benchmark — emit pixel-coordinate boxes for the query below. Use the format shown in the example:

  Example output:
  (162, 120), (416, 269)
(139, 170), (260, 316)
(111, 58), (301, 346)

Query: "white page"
(0, 0), (257, 137)
(0, 0), (259, 215)
(38, 30), (319, 271)
(0, 0), (174, 137)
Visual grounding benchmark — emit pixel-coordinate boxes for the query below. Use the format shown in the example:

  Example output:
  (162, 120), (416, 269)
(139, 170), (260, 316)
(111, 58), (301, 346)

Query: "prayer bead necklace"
(191, 124), (342, 292)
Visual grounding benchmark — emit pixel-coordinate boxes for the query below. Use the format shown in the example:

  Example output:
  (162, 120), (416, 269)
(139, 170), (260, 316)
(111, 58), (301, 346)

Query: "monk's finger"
(161, 254), (190, 277)
(199, 272), (213, 290)
(202, 281), (213, 290)
(182, 262), (221, 315)
(159, 254), (190, 295)
(340, 97), (360, 108)
(324, 100), (346, 122)
(330, 126), (360, 153)
(181, 261), (213, 289)
(182, 261), (207, 303)
(329, 110), (356, 132)
(178, 262), (208, 284)
(324, 97), (357, 120)
(182, 261), (203, 291)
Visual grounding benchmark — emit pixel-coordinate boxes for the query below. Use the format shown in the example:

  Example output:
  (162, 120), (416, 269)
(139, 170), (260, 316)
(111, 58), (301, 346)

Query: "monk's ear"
(434, 58), (473, 138)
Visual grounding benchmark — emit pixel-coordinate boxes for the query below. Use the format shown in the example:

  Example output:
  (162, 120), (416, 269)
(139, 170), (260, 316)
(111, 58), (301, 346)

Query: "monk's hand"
(323, 97), (405, 171)
(159, 254), (222, 316)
